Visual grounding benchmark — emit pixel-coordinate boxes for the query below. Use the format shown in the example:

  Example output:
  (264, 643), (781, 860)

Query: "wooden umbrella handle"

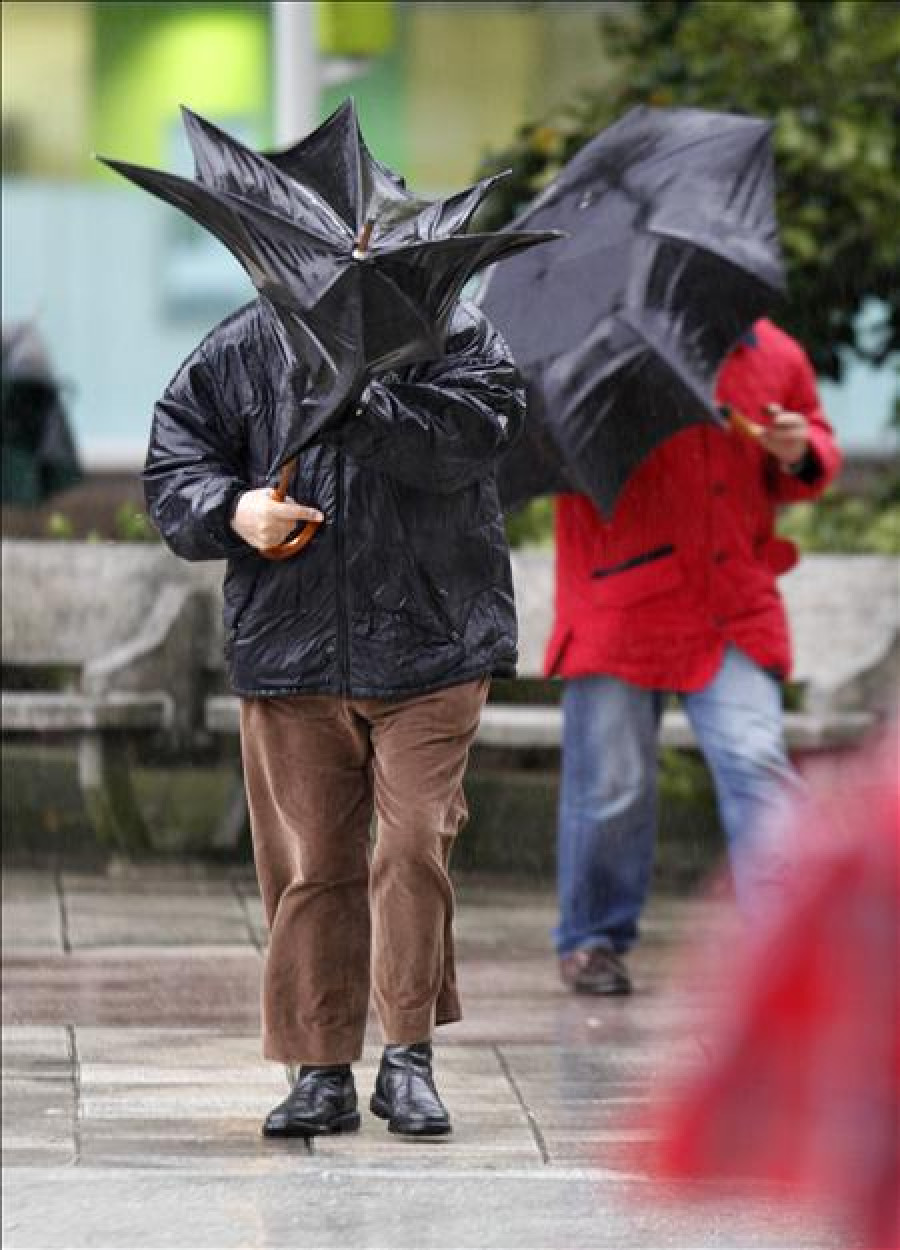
(726, 406), (764, 442)
(260, 457), (323, 561)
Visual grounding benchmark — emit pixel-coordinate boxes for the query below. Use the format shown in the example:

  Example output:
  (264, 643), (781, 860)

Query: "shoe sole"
(262, 1110), (361, 1138)
(370, 1094), (452, 1137)
(573, 980), (632, 996)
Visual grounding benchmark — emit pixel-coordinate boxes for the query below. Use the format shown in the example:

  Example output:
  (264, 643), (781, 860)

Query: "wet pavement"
(2, 868), (843, 1249)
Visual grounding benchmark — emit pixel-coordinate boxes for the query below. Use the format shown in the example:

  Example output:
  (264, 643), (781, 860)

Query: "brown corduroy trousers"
(239, 678), (488, 1064)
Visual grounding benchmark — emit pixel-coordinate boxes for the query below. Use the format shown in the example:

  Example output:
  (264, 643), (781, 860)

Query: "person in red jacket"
(547, 319), (841, 995)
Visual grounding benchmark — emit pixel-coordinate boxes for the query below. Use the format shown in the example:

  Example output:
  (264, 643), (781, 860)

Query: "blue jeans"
(555, 646), (802, 955)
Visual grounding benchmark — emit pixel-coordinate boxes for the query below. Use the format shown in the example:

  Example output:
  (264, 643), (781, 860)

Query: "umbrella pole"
(260, 220), (375, 561)
(260, 456), (322, 560)
(352, 218), (375, 259)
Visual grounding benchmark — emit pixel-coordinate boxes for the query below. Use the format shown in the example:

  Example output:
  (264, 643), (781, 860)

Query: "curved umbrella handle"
(725, 406), (764, 442)
(260, 457), (323, 561)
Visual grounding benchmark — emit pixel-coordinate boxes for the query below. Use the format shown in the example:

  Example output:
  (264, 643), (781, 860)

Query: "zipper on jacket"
(335, 447), (349, 694)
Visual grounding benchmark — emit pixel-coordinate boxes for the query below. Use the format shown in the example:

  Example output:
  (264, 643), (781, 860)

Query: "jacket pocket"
(590, 545), (682, 607)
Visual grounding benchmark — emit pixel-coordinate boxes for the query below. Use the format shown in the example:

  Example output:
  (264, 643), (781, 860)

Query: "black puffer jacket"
(144, 298), (525, 698)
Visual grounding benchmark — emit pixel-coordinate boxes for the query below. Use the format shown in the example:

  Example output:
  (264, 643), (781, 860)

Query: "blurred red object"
(648, 729), (899, 1250)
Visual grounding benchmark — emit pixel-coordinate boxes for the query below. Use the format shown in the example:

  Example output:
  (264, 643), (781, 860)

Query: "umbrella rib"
(725, 134), (770, 220)
(646, 224), (782, 291)
(627, 126), (764, 175)
(218, 184), (352, 251)
(616, 311), (718, 415)
(352, 109), (367, 231)
(182, 104), (353, 239)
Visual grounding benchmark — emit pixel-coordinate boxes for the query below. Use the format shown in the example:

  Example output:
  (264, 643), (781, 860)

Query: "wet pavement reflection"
(1, 869), (841, 1248)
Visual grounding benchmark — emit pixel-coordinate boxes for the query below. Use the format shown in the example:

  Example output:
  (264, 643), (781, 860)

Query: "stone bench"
(4, 538), (893, 858)
(1, 541), (205, 851)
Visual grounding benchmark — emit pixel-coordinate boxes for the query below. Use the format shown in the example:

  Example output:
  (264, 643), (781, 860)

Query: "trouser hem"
(262, 1037), (366, 1066)
(379, 1001), (463, 1046)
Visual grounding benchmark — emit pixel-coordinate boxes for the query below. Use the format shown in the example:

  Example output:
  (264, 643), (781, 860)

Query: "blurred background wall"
(1, 0), (895, 475)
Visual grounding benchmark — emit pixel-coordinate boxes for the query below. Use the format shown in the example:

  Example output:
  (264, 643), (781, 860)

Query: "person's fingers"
(267, 496), (324, 523)
(284, 504), (325, 523)
(759, 419), (808, 468)
(761, 428), (804, 448)
(765, 404), (806, 428)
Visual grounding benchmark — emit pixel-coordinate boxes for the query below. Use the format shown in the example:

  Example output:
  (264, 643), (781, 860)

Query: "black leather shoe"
(559, 947), (632, 996)
(262, 1065), (360, 1137)
(370, 1042), (451, 1137)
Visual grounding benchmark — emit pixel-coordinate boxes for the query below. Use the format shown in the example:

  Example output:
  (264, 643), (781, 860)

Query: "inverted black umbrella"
(98, 101), (557, 555)
(477, 105), (785, 517)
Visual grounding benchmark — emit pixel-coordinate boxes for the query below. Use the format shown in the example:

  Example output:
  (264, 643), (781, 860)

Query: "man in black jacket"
(144, 296), (523, 1138)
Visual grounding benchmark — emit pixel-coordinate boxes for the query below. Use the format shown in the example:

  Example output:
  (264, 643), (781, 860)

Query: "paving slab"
(59, 873), (254, 948)
(2, 951), (263, 1027)
(1, 1166), (841, 1249)
(1, 871), (845, 1250)
(1, 872), (63, 952)
(1, 1026), (74, 1167)
(67, 1031), (541, 1174)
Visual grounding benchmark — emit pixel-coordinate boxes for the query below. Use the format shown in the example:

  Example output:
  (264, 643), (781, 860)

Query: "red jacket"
(544, 320), (841, 690)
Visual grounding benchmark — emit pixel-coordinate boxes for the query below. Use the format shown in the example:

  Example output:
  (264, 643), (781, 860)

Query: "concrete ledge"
(205, 695), (241, 735)
(474, 705), (873, 752)
(205, 694), (872, 753)
(2, 691), (173, 733)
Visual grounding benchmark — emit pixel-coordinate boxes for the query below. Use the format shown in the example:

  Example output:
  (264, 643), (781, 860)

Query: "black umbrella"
(477, 105), (785, 517)
(1, 322), (82, 506)
(97, 100), (556, 464)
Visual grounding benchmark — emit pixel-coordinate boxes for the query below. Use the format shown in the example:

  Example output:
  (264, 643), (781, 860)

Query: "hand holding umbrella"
(724, 402), (811, 473)
(231, 488), (324, 556)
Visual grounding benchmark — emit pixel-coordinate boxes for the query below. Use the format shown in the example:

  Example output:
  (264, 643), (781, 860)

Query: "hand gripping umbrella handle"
(260, 457), (322, 561)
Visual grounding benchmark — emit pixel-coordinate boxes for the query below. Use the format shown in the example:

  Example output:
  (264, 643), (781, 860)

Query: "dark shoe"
(370, 1042), (452, 1137)
(262, 1065), (360, 1137)
(559, 947), (632, 996)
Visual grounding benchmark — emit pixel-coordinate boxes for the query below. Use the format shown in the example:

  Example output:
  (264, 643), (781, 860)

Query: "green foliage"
(505, 497), (554, 548)
(778, 487), (900, 553)
(44, 511), (74, 539)
(41, 503), (158, 542)
(113, 502), (158, 542)
(477, 0), (899, 381)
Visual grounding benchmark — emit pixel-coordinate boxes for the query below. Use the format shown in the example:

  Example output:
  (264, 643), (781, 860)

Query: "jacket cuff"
(783, 445), (822, 485)
(205, 480), (252, 554)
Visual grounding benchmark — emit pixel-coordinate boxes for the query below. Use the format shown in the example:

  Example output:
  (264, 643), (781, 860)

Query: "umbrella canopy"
(1, 322), (82, 506)
(477, 105), (785, 517)
(97, 100), (558, 468)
